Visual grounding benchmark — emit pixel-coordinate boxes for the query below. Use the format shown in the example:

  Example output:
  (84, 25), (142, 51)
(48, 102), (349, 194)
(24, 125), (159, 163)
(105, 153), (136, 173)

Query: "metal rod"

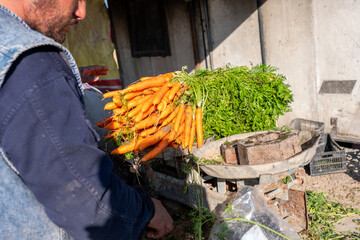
(203, 0), (213, 70)
(257, 0), (266, 66)
(197, 0), (209, 69)
(188, 1), (201, 69)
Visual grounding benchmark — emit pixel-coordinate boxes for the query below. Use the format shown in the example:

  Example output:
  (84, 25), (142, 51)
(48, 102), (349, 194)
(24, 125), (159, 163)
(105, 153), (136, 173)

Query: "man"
(0, 0), (173, 239)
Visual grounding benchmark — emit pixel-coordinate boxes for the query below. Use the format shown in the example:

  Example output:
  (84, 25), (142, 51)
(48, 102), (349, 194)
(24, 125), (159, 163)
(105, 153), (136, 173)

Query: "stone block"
(237, 131), (302, 165)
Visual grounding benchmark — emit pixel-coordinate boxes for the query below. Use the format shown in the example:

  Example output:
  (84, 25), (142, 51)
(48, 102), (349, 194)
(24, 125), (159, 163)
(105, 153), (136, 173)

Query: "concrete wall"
(261, 0), (319, 126)
(260, 0), (360, 139)
(108, 0), (360, 139)
(205, 0), (360, 139)
(207, 0), (262, 68)
(109, 0), (195, 88)
(313, 0), (360, 139)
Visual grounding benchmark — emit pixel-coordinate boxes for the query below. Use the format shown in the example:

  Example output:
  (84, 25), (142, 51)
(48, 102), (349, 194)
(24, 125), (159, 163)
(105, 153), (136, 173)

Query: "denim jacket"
(0, 5), (154, 240)
(0, 5), (82, 240)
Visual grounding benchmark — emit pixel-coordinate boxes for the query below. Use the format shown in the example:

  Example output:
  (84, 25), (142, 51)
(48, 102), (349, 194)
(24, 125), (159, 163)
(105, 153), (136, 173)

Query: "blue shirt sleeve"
(0, 47), (154, 240)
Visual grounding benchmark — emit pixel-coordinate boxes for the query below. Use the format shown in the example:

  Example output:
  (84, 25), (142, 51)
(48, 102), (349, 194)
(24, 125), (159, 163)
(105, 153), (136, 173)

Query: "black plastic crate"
(310, 134), (347, 176)
(288, 118), (346, 175)
(289, 118), (326, 151)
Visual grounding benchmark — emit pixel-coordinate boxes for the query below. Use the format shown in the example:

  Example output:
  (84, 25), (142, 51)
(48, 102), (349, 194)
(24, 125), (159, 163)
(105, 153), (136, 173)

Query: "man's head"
(1, 0), (86, 43)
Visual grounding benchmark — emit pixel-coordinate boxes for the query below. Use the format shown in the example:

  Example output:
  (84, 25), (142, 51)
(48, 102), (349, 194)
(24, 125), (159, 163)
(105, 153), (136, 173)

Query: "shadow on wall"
(190, 0), (267, 69)
(107, 0), (267, 81)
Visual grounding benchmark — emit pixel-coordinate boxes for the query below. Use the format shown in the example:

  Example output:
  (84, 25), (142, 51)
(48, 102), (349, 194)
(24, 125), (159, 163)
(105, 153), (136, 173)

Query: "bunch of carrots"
(97, 71), (204, 163)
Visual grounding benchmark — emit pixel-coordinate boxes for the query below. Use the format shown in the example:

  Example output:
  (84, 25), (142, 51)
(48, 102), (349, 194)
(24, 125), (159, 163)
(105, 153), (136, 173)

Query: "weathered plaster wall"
(261, 0), (319, 127)
(109, 0), (360, 139)
(206, 0), (360, 138)
(109, 0), (195, 88)
(205, 0), (262, 68)
(313, 0), (360, 138)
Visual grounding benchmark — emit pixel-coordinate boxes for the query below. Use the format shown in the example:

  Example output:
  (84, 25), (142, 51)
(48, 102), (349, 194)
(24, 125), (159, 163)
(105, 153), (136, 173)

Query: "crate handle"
(321, 153), (334, 158)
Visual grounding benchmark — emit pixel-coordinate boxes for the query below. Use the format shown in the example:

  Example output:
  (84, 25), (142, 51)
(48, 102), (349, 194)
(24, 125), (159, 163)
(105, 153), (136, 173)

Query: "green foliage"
(182, 158), (217, 239)
(173, 64), (294, 140)
(304, 191), (360, 239)
(189, 206), (216, 240)
(215, 222), (229, 239)
(196, 157), (224, 165)
(124, 151), (134, 161)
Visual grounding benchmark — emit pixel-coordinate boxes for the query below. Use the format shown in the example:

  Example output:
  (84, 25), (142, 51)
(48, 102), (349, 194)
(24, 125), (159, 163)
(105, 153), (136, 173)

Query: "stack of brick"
(221, 131), (302, 165)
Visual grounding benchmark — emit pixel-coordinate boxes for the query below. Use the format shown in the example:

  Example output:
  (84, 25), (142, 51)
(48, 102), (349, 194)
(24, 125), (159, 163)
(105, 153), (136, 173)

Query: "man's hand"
(147, 198), (174, 239)
(79, 65), (109, 83)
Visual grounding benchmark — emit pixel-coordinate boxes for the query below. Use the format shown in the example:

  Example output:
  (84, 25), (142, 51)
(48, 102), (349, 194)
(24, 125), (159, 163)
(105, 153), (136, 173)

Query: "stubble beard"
(26, 0), (76, 43)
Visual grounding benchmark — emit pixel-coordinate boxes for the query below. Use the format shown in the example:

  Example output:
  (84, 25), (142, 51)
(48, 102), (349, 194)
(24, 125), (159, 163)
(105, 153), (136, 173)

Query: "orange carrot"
(166, 124), (185, 142)
(184, 105), (193, 148)
(180, 130), (186, 149)
(122, 77), (167, 93)
(172, 86), (187, 102)
(112, 95), (124, 107)
(134, 112), (161, 130)
(104, 102), (118, 110)
(157, 100), (167, 112)
(188, 116), (196, 152)
(105, 125), (135, 139)
(139, 126), (158, 138)
(176, 115), (186, 149)
(97, 115), (127, 128)
(154, 82), (175, 109)
(166, 82), (176, 87)
(108, 128), (128, 140)
(174, 103), (185, 132)
(171, 123), (183, 141)
(127, 95), (152, 118)
(163, 72), (175, 81)
(161, 105), (180, 127)
(170, 140), (180, 149)
(173, 122), (185, 140)
(103, 90), (122, 98)
(195, 107), (203, 148)
(105, 129), (124, 140)
(153, 84), (171, 105)
(104, 130), (117, 140)
(151, 87), (160, 92)
(179, 111), (185, 128)
(126, 95), (146, 109)
(140, 123), (178, 163)
(140, 137), (170, 163)
(159, 104), (173, 120)
(114, 115), (128, 124)
(157, 90), (171, 111)
(168, 82), (182, 101)
(96, 115), (115, 128)
(113, 106), (127, 116)
(133, 105), (156, 123)
(143, 89), (155, 95)
(111, 139), (138, 155)
(140, 72), (172, 82)
(104, 121), (122, 130)
(140, 93), (156, 113)
(135, 125), (171, 152)
(143, 72), (173, 81)
(140, 76), (154, 81)
(123, 90), (144, 100)
(127, 101), (145, 118)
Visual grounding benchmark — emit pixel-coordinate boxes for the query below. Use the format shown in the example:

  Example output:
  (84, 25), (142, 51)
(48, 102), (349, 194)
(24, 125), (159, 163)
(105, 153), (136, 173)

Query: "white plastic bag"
(209, 186), (301, 240)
